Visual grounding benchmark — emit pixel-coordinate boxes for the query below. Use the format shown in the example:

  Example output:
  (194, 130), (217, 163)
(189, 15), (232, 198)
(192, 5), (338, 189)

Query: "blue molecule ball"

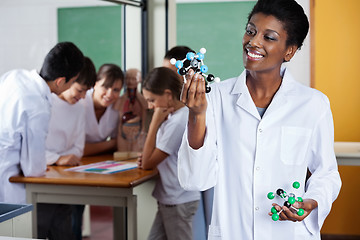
(186, 52), (195, 60)
(201, 65), (208, 73)
(175, 60), (183, 69)
(196, 52), (204, 60)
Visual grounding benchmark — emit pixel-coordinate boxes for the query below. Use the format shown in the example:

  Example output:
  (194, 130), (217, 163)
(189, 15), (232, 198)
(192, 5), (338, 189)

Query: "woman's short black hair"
(40, 42), (84, 82)
(142, 67), (182, 99)
(97, 63), (124, 88)
(248, 0), (309, 49)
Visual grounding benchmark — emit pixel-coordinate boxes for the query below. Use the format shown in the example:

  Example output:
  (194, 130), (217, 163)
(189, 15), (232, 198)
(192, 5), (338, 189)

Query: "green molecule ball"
(297, 208), (305, 216)
(272, 213), (280, 221)
(293, 181), (300, 189)
(271, 207), (278, 214)
(267, 192), (275, 200)
(288, 197), (296, 205)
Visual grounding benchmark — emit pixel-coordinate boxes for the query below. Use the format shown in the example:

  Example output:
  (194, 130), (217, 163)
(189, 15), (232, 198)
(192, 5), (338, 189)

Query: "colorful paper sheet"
(65, 161), (137, 174)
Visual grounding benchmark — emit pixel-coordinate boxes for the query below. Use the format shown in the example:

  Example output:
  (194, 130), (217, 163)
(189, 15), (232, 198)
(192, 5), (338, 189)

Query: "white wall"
(285, 0), (311, 86)
(0, 0), (142, 75)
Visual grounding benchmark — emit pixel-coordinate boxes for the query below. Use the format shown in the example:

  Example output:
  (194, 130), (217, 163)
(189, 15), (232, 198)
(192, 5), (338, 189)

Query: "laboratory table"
(9, 154), (158, 240)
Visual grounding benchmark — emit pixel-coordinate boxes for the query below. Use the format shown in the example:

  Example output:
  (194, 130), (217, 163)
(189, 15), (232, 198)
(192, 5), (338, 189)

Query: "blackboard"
(177, 1), (256, 80)
(58, 6), (123, 71)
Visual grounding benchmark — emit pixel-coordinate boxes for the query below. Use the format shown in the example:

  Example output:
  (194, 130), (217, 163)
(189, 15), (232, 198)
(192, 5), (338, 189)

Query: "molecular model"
(170, 48), (220, 93)
(267, 181), (304, 221)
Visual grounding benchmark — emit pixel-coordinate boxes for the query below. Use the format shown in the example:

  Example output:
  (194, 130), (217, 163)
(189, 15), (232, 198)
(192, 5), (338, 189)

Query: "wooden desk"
(9, 154), (158, 240)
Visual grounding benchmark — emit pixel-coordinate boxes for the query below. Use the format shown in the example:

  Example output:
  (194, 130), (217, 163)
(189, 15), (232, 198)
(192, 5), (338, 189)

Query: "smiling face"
(242, 13), (297, 73)
(93, 78), (123, 108)
(60, 82), (89, 104)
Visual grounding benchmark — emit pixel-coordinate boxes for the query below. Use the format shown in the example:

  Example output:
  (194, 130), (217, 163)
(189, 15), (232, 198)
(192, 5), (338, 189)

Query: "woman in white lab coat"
(83, 63), (124, 156)
(178, 0), (341, 239)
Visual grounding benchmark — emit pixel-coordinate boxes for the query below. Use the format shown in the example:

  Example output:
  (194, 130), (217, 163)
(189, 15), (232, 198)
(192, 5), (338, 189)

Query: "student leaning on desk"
(0, 42), (84, 204)
(36, 56), (97, 240)
(177, 0), (342, 239)
(83, 63), (124, 156)
(138, 67), (200, 240)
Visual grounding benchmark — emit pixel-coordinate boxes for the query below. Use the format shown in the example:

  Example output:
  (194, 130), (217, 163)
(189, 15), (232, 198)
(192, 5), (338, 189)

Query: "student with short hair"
(37, 56), (97, 240)
(45, 56), (96, 166)
(0, 41), (84, 204)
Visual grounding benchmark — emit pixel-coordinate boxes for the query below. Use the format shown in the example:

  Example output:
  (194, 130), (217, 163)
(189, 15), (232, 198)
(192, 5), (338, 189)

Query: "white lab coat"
(0, 69), (52, 204)
(45, 94), (85, 165)
(178, 68), (341, 240)
(84, 89), (119, 142)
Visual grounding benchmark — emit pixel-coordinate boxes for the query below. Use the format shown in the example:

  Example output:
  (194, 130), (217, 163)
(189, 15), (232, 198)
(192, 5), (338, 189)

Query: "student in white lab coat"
(37, 57), (97, 240)
(83, 63), (124, 156)
(178, 0), (342, 239)
(138, 67), (200, 240)
(0, 42), (84, 204)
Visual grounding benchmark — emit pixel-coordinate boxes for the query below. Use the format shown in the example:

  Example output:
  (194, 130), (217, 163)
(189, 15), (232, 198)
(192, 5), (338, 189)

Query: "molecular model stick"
(267, 181), (305, 221)
(170, 48), (220, 93)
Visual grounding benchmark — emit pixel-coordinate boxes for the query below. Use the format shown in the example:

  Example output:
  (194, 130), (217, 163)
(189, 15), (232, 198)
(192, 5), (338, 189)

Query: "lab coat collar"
(30, 69), (53, 106)
(231, 67), (296, 120)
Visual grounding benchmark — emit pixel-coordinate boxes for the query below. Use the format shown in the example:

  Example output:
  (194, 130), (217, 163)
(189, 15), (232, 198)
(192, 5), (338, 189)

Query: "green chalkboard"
(177, 1), (256, 80)
(58, 6), (123, 71)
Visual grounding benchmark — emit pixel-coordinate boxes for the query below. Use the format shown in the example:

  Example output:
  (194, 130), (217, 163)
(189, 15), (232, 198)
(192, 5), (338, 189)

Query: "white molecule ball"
(170, 58), (177, 65)
(214, 77), (221, 83)
(200, 48), (206, 54)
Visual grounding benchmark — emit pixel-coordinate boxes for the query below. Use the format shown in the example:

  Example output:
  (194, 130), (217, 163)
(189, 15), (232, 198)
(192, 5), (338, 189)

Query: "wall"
(0, 0), (309, 84)
(314, 0), (360, 236)
(0, 0), (142, 75)
(314, 0), (360, 142)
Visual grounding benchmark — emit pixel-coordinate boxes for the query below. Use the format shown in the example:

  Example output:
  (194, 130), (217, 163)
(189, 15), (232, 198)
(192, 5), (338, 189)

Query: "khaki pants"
(148, 200), (199, 240)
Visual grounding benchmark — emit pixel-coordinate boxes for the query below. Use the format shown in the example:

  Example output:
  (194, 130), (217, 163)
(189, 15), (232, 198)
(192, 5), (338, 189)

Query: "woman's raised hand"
(180, 69), (208, 149)
(180, 69), (207, 116)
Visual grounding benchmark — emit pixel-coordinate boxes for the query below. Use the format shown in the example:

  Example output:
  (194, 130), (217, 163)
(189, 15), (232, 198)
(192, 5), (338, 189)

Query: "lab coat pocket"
(281, 127), (311, 165)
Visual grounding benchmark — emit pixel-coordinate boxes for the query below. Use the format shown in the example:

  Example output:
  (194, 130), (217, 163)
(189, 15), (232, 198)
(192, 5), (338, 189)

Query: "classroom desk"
(9, 154), (158, 240)
(334, 141), (360, 166)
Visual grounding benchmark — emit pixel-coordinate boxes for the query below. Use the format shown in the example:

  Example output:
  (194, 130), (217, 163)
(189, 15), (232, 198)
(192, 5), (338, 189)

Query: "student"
(45, 56), (96, 166)
(138, 67), (200, 240)
(178, 0), (342, 239)
(114, 68), (148, 152)
(0, 42), (84, 204)
(83, 63), (124, 156)
(36, 57), (97, 240)
(164, 45), (213, 240)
